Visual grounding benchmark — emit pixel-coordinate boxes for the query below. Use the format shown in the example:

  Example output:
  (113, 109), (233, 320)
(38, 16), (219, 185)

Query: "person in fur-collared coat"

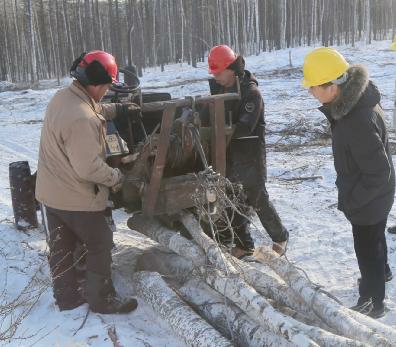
(303, 47), (395, 319)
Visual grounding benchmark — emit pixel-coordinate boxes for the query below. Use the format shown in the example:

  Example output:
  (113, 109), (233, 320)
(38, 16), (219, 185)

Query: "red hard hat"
(79, 50), (118, 81)
(208, 45), (237, 74)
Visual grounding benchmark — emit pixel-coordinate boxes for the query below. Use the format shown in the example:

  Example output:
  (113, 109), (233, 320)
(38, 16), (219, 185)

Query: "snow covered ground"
(1, 40), (396, 346)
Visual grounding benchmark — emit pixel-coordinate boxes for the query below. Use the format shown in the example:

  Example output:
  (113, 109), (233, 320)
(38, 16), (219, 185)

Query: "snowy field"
(1, 40), (396, 346)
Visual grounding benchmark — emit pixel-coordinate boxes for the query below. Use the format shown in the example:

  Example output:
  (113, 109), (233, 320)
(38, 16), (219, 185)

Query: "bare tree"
(0, 0), (395, 84)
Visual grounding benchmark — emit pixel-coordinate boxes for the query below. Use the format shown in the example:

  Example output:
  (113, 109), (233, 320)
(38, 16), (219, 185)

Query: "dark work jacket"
(319, 65), (395, 225)
(217, 70), (267, 187)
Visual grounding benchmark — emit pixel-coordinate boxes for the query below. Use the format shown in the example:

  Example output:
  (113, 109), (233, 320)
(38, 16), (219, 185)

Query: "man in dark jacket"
(303, 47), (395, 318)
(207, 45), (289, 258)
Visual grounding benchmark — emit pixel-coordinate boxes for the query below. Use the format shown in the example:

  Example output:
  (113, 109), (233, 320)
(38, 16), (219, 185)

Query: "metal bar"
(189, 125), (208, 169)
(210, 99), (226, 176)
(138, 111), (148, 140)
(141, 93), (240, 113)
(127, 117), (135, 150)
(142, 103), (177, 216)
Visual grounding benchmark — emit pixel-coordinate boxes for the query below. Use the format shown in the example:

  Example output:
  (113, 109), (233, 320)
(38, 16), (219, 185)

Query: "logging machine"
(9, 66), (241, 230)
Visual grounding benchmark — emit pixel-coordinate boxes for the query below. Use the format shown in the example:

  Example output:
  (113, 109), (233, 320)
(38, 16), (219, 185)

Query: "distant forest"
(1, 0), (395, 83)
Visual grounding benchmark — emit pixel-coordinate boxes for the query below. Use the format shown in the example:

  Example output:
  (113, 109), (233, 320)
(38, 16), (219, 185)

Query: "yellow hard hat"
(303, 47), (349, 88)
(390, 35), (396, 51)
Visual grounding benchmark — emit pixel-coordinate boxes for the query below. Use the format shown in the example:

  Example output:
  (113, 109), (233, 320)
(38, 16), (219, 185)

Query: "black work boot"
(387, 225), (396, 234)
(86, 272), (138, 314)
(368, 302), (386, 319)
(350, 297), (373, 314)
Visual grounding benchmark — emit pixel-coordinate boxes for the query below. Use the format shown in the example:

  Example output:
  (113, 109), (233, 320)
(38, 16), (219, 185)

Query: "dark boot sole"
(58, 297), (86, 311)
(90, 298), (138, 314)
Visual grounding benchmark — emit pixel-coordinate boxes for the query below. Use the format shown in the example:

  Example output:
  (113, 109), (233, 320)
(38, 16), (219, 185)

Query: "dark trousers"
(42, 205), (113, 304)
(244, 185), (289, 243)
(227, 141), (288, 244)
(214, 208), (255, 251)
(352, 219), (388, 306)
(212, 181), (288, 250)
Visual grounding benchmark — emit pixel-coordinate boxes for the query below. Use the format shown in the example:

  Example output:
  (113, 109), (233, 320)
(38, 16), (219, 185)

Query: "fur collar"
(330, 64), (369, 120)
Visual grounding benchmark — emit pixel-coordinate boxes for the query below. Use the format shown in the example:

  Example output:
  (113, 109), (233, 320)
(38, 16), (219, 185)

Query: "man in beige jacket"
(36, 51), (137, 314)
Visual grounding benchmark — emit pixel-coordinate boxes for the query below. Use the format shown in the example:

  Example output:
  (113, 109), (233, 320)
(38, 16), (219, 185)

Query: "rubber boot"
(54, 285), (86, 311)
(86, 271), (137, 314)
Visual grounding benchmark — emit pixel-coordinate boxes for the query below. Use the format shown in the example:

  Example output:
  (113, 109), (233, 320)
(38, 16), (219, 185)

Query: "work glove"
(120, 153), (139, 164)
(111, 168), (125, 193)
(115, 103), (142, 124)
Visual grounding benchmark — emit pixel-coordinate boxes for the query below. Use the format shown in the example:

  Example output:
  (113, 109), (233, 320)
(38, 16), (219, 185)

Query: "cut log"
(133, 271), (233, 347)
(133, 240), (346, 346)
(127, 214), (206, 266)
(347, 308), (396, 343)
(202, 267), (319, 347)
(254, 246), (394, 347)
(270, 302), (325, 328)
(129, 213), (310, 319)
(133, 243), (345, 345)
(228, 255), (323, 326)
(135, 246), (196, 286)
(115, 233), (323, 345)
(129, 211), (310, 323)
(179, 279), (295, 347)
(179, 212), (325, 327)
(204, 267), (368, 347)
(123, 214), (378, 347)
(179, 211), (239, 274)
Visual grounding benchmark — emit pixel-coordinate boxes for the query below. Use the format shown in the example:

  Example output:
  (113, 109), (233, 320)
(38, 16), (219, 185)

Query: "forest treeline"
(0, 0), (395, 83)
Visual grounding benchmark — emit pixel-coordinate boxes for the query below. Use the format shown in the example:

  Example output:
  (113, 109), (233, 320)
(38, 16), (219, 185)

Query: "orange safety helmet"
(70, 50), (118, 85)
(208, 45), (237, 74)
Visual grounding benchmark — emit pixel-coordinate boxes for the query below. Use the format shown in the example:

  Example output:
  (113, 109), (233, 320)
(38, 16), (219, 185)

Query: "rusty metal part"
(210, 99), (226, 176)
(140, 93), (240, 113)
(151, 174), (199, 215)
(142, 104), (177, 216)
(114, 89), (241, 217)
(190, 125), (208, 169)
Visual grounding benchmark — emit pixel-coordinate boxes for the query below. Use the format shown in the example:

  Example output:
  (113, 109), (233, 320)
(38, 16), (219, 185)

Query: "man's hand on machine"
(120, 153), (139, 164)
(116, 103), (142, 123)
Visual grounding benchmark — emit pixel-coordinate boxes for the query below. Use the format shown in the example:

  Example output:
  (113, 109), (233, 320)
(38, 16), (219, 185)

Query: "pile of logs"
(113, 211), (395, 347)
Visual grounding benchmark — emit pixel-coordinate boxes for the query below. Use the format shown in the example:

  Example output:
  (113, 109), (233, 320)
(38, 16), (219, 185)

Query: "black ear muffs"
(70, 53), (112, 86)
(70, 66), (90, 86)
(85, 60), (112, 86)
(70, 52), (86, 74)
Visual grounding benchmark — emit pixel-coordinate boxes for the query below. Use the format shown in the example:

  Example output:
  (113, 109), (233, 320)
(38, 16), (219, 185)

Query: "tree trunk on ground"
(203, 267), (320, 347)
(179, 212), (239, 274)
(135, 246), (196, 286)
(228, 255), (328, 328)
(204, 267), (365, 347)
(254, 246), (393, 347)
(114, 225), (391, 347)
(127, 215), (206, 266)
(133, 271), (233, 347)
(179, 278), (295, 347)
(129, 214), (327, 329)
(347, 308), (396, 344)
(179, 212), (325, 326)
